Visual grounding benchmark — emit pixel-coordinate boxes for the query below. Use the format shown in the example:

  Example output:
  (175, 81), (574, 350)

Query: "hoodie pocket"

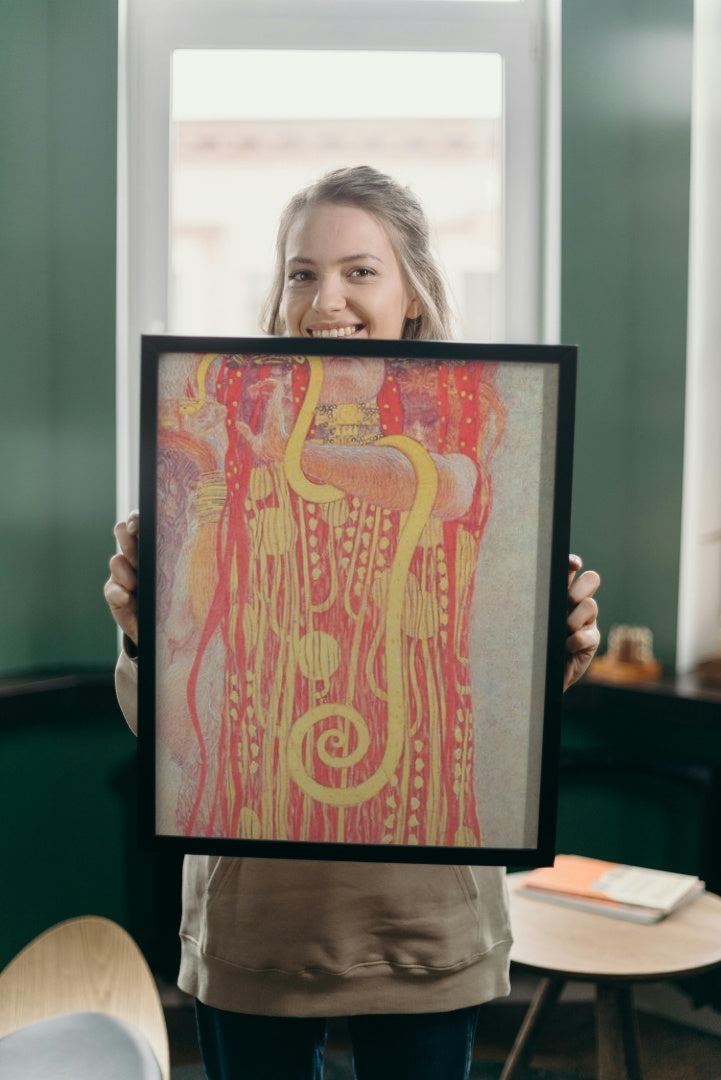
(453, 864), (480, 907)
(181, 856), (510, 975)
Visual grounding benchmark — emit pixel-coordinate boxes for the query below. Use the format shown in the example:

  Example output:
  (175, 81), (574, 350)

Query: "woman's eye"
(288, 269), (313, 283)
(349, 267), (375, 279)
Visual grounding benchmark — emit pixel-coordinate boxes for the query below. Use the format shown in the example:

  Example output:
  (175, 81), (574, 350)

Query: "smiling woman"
(145, 168), (510, 845)
(108, 237), (595, 1080)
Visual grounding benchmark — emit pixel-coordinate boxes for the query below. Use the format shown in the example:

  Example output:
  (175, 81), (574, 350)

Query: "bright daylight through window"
(170, 50), (503, 343)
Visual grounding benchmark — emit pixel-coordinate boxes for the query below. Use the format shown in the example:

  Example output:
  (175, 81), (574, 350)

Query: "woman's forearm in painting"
(299, 443), (477, 519)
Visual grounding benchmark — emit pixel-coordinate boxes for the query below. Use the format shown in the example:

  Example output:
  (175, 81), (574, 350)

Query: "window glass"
(170, 50), (503, 341)
(361, 0), (521, 3)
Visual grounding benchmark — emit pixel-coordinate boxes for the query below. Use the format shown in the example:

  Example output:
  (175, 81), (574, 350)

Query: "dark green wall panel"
(0, 0), (118, 675)
(0, 682), (184, 976)
(0, 703), (132, 966)
(559, 682), (721, 888)
(562, 0), (693, 669)
(0, 2), (54, 671)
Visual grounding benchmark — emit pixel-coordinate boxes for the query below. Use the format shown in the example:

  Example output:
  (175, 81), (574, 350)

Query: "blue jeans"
(195, 1000), (481, 1080)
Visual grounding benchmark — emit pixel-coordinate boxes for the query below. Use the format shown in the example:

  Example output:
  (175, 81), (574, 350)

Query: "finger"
(566, 594), (599, 633)
(113, 517), (139, 567)
(108, 552), (137, 592)
(568, 568), (601, 607)
(103, 576), (134, 612)
(103, 579), (138, 641)
(113, 509), (139, 539)
(568, 553), (583, 587)
(566, 624), (601, 658)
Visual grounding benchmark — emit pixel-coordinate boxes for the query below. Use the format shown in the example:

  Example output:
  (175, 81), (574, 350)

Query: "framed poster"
(138, 336), (576, 865)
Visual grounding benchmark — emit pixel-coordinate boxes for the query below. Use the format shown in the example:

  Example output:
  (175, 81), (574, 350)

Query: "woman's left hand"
(564, 554), (601, 691)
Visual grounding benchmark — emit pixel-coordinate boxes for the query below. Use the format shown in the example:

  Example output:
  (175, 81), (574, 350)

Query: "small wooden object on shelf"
(591, 624), (662, 683)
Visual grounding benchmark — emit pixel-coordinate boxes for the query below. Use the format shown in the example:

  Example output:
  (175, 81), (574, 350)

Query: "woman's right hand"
(104, 509), (139, 647)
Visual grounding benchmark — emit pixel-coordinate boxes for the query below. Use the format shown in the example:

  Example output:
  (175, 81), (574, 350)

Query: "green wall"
(0, 0), (118, 675)
(562, 0), (693, 669)
(0, 0), (131, 968)
(0, 682), (183, 974)
(558, 686), (721, 885)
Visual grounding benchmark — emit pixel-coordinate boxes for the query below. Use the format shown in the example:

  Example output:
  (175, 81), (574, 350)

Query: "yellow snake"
(284, 356), (438, 807)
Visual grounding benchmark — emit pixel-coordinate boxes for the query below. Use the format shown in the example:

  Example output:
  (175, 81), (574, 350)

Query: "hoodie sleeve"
(115, 643), (139, 736)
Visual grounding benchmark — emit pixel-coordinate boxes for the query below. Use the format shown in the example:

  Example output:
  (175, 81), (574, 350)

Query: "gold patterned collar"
(312, 401), (382, 445)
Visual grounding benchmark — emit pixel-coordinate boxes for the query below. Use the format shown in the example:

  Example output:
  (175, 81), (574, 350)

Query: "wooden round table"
(503, 872), (721, 1080)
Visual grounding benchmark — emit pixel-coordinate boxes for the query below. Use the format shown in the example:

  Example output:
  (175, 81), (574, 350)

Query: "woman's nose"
(312, 274), (345, 314)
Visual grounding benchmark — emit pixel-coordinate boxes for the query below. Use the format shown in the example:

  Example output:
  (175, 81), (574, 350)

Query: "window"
(170, 49), (503, 340)
(117, 0), (557, 510)
(677, 2), (721, 674)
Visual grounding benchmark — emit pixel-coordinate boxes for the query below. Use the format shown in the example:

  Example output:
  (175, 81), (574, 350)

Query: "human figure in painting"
(105, 166), (601, 1080)
(154, 347), (504, 846)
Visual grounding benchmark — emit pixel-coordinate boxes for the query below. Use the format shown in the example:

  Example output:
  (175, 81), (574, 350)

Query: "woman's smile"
(306, 323), (365, 339)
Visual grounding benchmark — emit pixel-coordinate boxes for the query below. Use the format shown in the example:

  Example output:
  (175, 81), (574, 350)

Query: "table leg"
(499, 976), (565, 1080)
(596, 982), (643, 1080)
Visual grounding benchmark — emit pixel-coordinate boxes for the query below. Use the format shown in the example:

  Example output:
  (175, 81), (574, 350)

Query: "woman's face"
(280, 203), (421, 341)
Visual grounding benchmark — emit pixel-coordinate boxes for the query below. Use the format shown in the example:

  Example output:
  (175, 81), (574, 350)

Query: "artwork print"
(139, 337), (575, 864)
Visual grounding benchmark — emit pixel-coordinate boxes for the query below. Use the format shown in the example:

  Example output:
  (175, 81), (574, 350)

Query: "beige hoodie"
(116, 650), (512, 1016)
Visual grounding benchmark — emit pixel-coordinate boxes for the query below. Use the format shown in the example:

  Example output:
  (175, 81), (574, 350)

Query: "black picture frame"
(138, 335), (576, 865)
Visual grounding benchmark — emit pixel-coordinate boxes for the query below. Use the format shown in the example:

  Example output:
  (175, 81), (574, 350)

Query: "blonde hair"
(262, 166), (453, 341)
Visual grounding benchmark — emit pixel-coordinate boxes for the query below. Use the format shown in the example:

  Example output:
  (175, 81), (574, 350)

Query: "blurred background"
(2, 4), (720, 1045)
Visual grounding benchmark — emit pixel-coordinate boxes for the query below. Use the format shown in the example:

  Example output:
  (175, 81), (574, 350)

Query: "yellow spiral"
(283, 357), (438, 807)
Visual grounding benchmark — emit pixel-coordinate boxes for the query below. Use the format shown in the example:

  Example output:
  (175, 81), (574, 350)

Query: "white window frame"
(116, 0), (559, 512)
(676, 0), (721, 674)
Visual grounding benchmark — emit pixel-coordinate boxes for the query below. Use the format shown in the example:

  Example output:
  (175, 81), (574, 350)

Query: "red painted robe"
(157, 354), (504, 849)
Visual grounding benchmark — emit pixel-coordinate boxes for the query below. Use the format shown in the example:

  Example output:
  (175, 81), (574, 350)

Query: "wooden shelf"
(565, 671), (721, 723)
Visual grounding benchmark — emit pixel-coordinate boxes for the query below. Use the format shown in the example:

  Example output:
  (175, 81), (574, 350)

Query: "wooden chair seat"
(0, 916), (169, 1080)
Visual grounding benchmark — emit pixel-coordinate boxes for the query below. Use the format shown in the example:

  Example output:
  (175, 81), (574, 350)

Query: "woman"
(106, 166), (600, 1080)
